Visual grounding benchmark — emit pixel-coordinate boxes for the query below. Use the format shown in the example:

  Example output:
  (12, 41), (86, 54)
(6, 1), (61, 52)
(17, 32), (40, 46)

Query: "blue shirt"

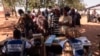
(2, 39), (31, 56)
(68, 38), (84, 56)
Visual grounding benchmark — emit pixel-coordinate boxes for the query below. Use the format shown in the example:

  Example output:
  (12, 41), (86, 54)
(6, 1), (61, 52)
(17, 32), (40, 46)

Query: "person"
(48, 10), (54, 35)
(5, 11), (10, 20)
(31, 10), (36, 19)
(75, 11), (81, 27)
(2, 28), (31, 56)
(52, 9), (60, 35)
(18, 9), (24, 17)
(42, 8), (48, 19)
(35, 10), (47, 35)
(75, 29), (91, 56)
(87, 10), (91, 22)
(59, 6), (72, 35)
(69, 8), (76, 27)
(98, 16), (100, 23)
(62, 28), (84, 56)
(17, 14), (35, 39)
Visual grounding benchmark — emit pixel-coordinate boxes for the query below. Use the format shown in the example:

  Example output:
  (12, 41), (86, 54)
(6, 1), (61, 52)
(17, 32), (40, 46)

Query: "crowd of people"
(16, 5), (81, 38)
(87, 9), (100, 23)
(1, 5), (91, 56)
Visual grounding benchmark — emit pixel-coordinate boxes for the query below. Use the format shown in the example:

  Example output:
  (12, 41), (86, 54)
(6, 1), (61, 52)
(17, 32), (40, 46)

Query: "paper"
(76, 36), (91, 46)
(59, 39), (68, 48)
(45, 35), (56, 46)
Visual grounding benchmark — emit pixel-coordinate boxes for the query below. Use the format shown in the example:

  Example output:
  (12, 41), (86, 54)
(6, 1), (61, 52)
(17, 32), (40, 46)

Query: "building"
(86, 4), (100, 14)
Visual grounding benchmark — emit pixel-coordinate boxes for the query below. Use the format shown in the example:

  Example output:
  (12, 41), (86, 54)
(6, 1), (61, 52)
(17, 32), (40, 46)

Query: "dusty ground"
(0, 15), (18, 42)
(0, 14), (100, 56)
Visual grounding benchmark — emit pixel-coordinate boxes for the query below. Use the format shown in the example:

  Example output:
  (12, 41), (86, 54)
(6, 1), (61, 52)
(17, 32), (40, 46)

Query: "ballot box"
(45, 35), (71, 56)
(76, 36), (92, 55)
(28, 33), (46, 56)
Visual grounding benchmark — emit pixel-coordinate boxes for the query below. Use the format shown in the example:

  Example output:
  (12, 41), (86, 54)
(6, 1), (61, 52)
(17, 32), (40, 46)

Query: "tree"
(64, 0), (85, 10)
(3, 0), (17, 7)
(3, 0), (26, 7)
(28, 0), (38, 8)
(3, 0), (85, 10)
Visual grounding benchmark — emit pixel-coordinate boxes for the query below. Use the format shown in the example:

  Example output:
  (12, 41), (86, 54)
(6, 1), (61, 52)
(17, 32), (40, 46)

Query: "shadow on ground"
(80, 25), (100, 56)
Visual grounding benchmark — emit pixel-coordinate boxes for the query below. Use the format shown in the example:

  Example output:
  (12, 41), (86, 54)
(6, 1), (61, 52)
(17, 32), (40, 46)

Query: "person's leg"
(25, 27), (30, 38)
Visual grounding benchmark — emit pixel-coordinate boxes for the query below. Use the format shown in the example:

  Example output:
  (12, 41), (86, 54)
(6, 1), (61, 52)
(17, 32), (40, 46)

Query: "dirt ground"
(0, 15), (100, 56)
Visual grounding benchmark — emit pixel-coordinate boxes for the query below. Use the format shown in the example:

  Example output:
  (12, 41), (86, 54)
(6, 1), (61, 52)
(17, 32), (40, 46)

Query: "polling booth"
(45, 35), (64, 56)
(0, 33), (91, 56)
(27, 33), (46, 56)
(45, 35), (92, 56)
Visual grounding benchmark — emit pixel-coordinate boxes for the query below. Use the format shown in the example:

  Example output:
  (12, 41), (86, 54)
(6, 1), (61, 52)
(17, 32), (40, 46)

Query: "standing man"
(87, 9), (91, 22)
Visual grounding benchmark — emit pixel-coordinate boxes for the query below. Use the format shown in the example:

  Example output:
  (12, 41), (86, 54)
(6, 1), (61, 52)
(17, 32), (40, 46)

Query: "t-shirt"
(68, 38), (84, 56)
(2, 39), (31, 56)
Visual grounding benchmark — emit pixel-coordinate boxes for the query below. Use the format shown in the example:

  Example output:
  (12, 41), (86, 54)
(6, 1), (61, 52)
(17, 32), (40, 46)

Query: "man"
(2, 28), (31, 56)
(62, 28), (84, 56)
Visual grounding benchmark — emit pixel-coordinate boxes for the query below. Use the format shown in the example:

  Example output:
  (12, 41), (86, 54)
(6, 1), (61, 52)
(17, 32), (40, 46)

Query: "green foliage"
(28, 0), (36, 8)
(3, 0), (17, 6)
(3, 0), (85, 10)
(63, 0), (85, 10)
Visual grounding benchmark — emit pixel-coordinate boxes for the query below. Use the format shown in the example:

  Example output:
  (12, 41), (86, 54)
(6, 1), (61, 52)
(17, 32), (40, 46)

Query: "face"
(68, 30), (76, 38)
(63, 10), (67, 15)
(67, 29), (80, 38)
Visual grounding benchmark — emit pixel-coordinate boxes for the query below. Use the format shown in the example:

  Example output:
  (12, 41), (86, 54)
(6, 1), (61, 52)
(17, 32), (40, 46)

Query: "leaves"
(3, 0), (85, 10)
(64, 0), (85, 10)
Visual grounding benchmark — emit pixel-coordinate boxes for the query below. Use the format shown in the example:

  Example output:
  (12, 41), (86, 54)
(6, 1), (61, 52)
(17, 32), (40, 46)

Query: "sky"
(84, 0), (100, 8)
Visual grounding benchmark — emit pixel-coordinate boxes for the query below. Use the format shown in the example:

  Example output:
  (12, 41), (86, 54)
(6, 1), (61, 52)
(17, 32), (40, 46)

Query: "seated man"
(61, 28), (84, 56)
(2, 28), (31, 56)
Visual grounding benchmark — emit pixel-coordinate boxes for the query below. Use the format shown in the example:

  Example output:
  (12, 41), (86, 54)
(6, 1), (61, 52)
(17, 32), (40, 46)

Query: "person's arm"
(2, 46), (6, 53)
(69, 16), (72, 26)
(59, 16), (63, 23)
(2, 41), (8, 53)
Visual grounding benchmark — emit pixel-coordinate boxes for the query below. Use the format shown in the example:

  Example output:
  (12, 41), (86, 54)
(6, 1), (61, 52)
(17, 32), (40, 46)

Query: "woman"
(35, 10), (48, 35)
(59, 6), (72, 35)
